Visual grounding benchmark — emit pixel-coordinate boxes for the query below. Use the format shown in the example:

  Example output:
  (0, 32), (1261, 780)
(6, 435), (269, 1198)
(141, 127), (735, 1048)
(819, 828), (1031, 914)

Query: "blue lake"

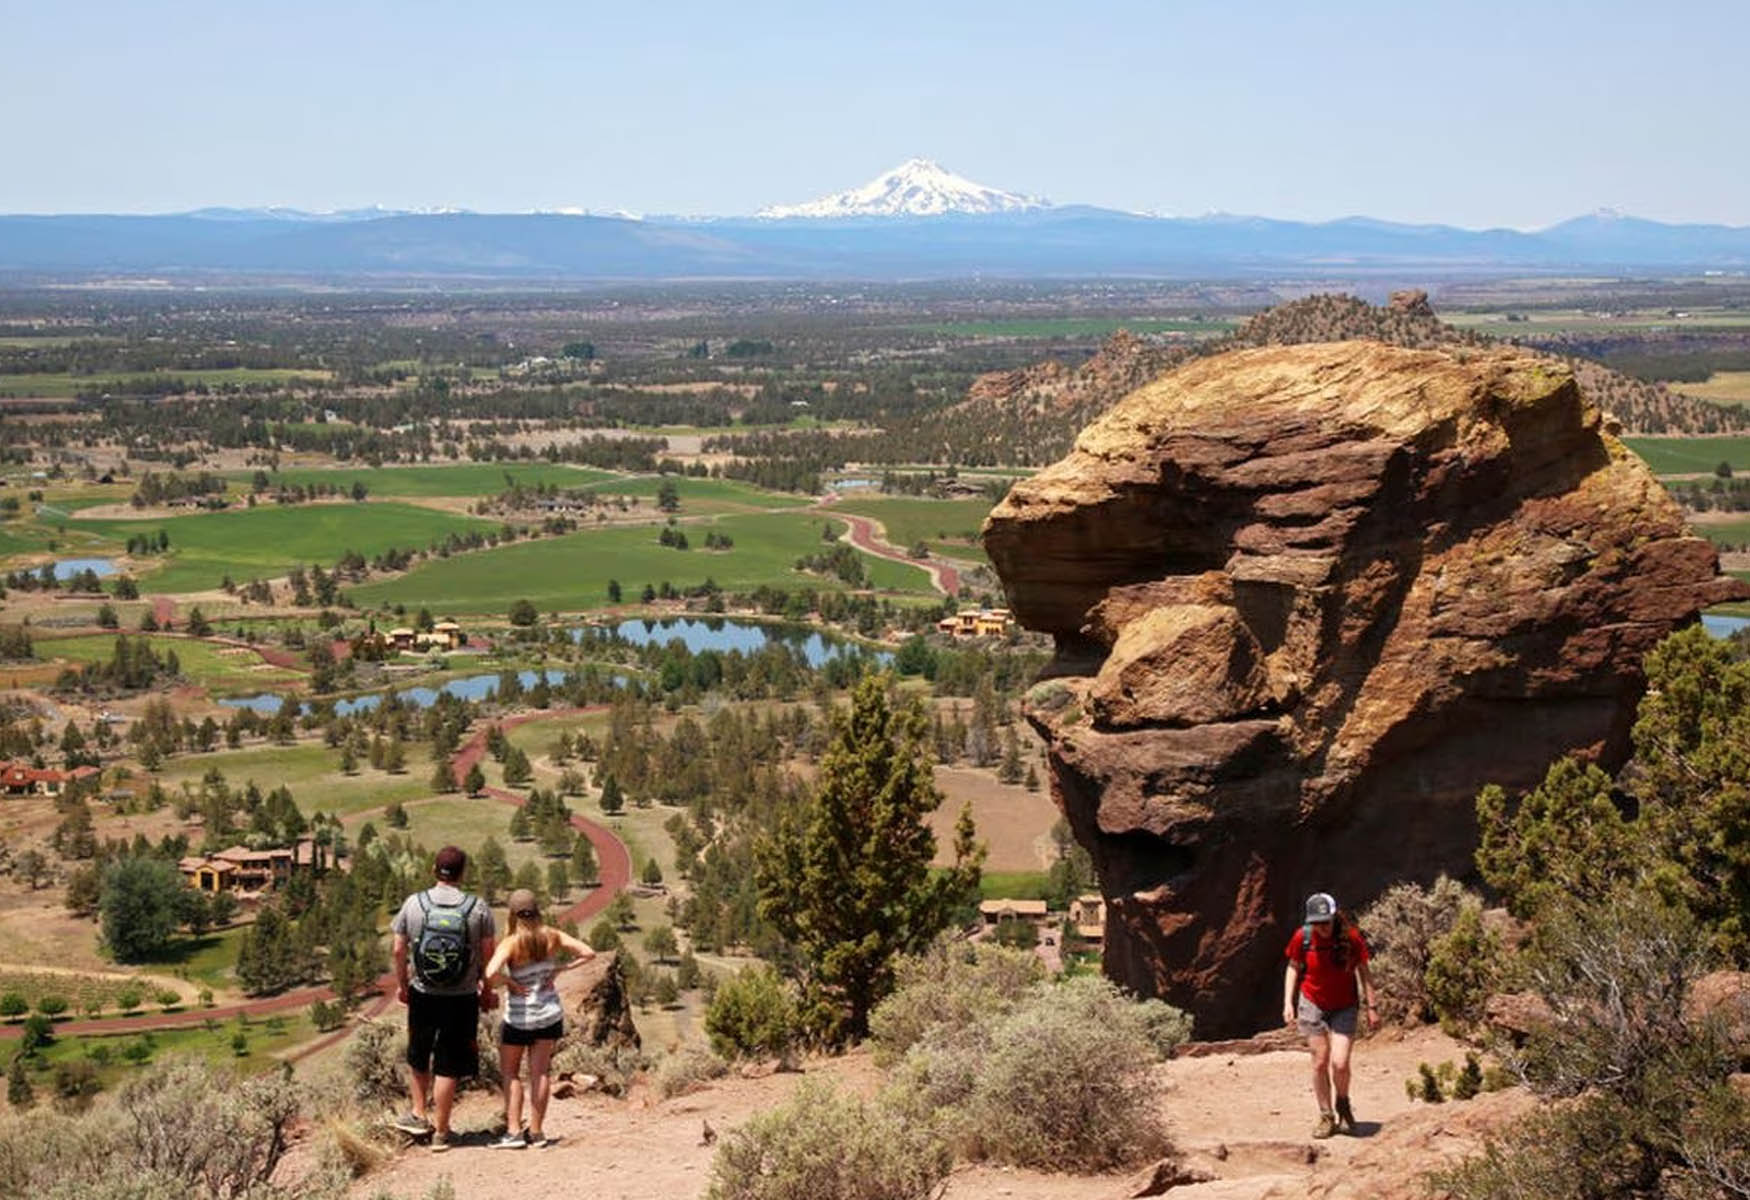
(52, 557), (119, 580)
(1703, 613), (1750, 638)
(220, 668), (586, 717)
(591, 617), (890, 667)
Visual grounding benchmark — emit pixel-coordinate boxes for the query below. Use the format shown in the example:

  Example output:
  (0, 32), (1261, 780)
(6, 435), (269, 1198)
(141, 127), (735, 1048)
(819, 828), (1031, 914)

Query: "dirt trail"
(349, 1025), (1524, 1200)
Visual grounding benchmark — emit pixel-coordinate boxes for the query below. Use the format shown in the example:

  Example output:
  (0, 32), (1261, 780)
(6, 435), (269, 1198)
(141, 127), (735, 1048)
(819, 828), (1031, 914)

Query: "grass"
(341, 795), (554, 877)
(831, 495), (995, 563)
(222, 463), (621, 498)
(596, 475), (812, 514)
(1622, 436), (1750, 476)
(978, 870), (1051, 901)
(34, 633), (305, 693)
(0, 969), (153, 1014)
(350, 509), (934, 613)
(65, 501), (494, 593)
(903, 317), (1234, 338)
(27, 1009), (317, 1084)
(1672, 370), (1750, 408)
(157, 742), (438, 820)
(0, 367), (332, 398)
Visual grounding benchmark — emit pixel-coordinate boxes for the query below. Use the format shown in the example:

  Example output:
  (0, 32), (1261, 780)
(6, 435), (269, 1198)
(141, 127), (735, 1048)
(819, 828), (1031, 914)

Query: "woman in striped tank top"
(483, 888), (597, 1148)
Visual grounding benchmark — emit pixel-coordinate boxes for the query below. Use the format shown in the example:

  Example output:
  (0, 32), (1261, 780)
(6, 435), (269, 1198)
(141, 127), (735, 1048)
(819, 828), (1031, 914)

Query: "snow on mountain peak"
(757, 158), (1050, 219)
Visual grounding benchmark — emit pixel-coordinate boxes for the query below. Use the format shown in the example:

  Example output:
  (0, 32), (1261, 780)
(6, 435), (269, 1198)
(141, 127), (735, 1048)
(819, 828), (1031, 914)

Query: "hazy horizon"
(6, 0), (1747, 228)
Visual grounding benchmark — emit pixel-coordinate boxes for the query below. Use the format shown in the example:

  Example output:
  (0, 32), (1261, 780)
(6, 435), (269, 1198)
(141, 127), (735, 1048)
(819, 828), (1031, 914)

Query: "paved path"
(0, 706), (632, 1058)
(814, 494), (964, 596)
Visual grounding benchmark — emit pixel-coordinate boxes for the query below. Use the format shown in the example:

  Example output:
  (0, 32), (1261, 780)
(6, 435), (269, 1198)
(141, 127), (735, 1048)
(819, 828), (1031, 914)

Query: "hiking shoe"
(430, 1130), (454, 1154)
(530, 1131), (557, 1148)
(490, 1131), (527, 1150)
(1335, 1096), (1356, 1134)
(1312, 1111), (1338, 1139)
(392, 1112), (433, 1137)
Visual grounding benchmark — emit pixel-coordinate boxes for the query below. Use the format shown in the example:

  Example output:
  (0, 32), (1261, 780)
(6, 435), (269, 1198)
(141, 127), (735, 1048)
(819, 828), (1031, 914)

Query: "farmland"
(156, 742), (437, 819)
(0, 367), (332, 398)
(349, 509), (934, 613)
(223, 462), (621, 498)
(34, 634), (305, 693)
(1622, 435), (1750, 476)
(65, 501), (494, 593)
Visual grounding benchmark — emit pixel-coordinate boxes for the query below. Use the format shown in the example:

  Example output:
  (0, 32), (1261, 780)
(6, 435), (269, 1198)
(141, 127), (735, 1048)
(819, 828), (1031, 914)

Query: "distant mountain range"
(3, 161), (1748, 280)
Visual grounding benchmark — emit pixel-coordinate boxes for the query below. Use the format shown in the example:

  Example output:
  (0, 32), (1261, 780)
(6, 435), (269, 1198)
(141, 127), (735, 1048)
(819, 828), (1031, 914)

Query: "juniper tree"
(755, 672), (984, 1041)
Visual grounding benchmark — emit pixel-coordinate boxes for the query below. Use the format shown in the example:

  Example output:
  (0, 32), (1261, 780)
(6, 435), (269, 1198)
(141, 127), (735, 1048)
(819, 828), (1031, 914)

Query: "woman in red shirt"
(1282, 891), (1376, 1138)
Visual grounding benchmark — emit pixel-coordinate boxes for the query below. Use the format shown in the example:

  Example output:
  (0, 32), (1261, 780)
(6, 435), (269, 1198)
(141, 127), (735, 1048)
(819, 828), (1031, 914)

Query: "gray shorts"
(1297, 994), (1358, 1038)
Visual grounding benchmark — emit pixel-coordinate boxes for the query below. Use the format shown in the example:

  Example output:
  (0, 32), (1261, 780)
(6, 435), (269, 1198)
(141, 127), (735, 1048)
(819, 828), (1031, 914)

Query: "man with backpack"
(1282, 891), (1376, 1139)
(391, 845), (497, 1151)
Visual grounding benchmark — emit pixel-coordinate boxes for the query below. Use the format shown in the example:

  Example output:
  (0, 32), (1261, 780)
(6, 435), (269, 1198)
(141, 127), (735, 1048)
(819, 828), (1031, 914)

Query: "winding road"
(0, 706), (633, 1056)
(816, 493), (965, 596)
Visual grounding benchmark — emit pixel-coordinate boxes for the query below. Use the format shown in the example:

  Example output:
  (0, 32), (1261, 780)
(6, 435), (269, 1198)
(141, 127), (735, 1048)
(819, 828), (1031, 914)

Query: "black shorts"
(406, 989), (480, 1080)
(500, 1019), (563, 1047)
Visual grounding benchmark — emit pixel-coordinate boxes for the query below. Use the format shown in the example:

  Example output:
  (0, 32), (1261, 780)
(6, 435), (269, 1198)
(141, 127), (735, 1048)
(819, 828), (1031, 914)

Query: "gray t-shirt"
(392, 884), (496, 996)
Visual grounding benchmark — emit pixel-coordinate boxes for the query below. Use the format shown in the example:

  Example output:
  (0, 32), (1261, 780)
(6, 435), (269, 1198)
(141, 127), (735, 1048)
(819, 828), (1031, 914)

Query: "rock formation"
(984, 339), (1748, 1036)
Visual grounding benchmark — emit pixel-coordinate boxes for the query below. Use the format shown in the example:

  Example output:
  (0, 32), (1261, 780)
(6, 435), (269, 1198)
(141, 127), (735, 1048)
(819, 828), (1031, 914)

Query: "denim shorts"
(1297, 994), (1358, 1038)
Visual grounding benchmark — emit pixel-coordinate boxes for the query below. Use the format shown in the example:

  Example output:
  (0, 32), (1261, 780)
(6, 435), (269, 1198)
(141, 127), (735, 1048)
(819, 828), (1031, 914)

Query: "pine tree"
(547, 859), (571, 900)
(7, 1054), (33, 1109)
(477, 838), (512, 903)
(755, 673), (984, 1041)
(509, 806), (533, 841)
(431, 758), (458, 792)
(463, 762), (486, 796)
(571, 836), (598, 885)
(599, 773), (624, 815)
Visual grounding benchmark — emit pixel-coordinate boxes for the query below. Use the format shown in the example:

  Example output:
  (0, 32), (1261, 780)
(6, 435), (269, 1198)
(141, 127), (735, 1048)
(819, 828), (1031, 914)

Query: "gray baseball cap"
(1304, 892), (1337, 922)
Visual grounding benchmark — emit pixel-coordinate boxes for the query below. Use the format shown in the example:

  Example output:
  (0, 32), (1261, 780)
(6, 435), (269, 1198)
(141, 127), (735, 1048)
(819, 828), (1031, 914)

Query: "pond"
(51, 557), (119, 580)
(588, 616), (890, 667)
(219, 667), (588, 717)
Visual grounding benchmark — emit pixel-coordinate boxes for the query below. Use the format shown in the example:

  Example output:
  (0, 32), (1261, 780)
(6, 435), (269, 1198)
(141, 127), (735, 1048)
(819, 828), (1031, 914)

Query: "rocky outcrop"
(570, 950), (641, 1050)
(985, 340), (1748, 1036)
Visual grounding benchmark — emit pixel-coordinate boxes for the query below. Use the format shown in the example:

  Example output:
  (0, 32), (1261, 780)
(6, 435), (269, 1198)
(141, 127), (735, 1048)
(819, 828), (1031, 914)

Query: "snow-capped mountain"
(757, 158), (1049, 219)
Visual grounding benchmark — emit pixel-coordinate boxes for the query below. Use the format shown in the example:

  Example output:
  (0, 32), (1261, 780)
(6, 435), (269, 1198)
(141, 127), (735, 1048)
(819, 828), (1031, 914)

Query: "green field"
(29, 1008), (317, 1084)
(832, 496), (995, 563)
(66, 501), (494, 593)
(978, 870), (1050, 900)
(35, 634), (305, 692)
(224, 463), (621, 498)
(600, 475), (812, 514)
(1446, 310), (1750, 335)
(350, 509), (933, 612)
(0, 367), (332, 397)
(158, 742), (437, 819)
(904, 317), (1233, 338)
(1623, 436), (1750, 476)
(341, 795), (552, 877)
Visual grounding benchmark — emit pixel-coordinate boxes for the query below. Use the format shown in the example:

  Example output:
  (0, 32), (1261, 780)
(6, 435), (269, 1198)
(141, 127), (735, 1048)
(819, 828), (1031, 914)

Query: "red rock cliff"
(984, 340), (1747, 1037)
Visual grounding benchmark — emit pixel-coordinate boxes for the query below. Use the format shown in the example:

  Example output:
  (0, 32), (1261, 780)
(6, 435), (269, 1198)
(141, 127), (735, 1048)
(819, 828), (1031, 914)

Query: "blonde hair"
(503, 910), (562, 967)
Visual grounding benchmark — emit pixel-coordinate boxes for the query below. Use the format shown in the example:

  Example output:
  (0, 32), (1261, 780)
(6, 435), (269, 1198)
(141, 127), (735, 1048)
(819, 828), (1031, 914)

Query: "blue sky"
(5, 0), (1746, 228)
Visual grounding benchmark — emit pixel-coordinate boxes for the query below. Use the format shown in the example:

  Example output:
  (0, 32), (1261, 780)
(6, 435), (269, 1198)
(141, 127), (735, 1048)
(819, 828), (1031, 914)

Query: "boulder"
(985, 340), (1748, 1036)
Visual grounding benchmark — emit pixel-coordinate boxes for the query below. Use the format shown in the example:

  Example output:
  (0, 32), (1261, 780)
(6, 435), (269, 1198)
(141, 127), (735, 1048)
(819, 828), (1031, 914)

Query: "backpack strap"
(417, 890), (432, 917)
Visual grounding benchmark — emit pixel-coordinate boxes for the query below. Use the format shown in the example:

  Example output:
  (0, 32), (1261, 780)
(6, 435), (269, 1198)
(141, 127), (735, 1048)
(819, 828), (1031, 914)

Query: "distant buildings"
(0, 761), (99, 797)
(936, 607), (1013, 638)
(179, 838), (318, 897)
(375, 620), (466, 654)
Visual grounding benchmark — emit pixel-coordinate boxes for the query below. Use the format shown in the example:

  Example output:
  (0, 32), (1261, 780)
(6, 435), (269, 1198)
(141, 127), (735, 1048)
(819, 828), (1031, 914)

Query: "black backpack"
(412, 890), (478, 988)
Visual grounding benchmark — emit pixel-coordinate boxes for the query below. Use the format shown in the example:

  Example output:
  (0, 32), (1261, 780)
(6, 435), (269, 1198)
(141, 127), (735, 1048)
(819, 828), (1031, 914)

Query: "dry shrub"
(344, 1019), (408, 1109)
(320, 1115), (396, 1178)
(0, 1056), (326, 1200)
(706, 1077), (950, 1200)
(655, 1042), (730, 1099)
(868, 938), (1043, 1066)
(1358, 875), (1480, 1025)
(891, 973), (1180, 1172)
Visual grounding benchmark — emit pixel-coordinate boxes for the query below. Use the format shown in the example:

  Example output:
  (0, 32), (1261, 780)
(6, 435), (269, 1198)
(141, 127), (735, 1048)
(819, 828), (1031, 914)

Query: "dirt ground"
(929, 764), (1058, 871)
(338, 1024), (1522, 1200)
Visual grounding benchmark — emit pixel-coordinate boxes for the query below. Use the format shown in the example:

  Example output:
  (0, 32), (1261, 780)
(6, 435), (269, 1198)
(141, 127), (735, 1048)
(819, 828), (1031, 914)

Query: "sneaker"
(1312, 1111), (1338, 1140)
(392, 1112), (433, 1137)
(491, 1132), (528, 1150)
(430, 1130), (454, 1154)
(1335, 1096), (1356, 1134)
(530, 1131), (557, 1148)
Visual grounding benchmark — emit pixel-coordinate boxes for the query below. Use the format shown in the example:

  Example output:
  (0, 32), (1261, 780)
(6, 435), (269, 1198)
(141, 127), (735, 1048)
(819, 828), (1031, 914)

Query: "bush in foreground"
(706, 1077), (950, 1200)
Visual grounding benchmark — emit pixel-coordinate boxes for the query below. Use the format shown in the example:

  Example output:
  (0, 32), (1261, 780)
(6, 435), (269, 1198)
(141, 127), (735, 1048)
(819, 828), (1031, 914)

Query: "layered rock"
(985, 340), (1748, 1036)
